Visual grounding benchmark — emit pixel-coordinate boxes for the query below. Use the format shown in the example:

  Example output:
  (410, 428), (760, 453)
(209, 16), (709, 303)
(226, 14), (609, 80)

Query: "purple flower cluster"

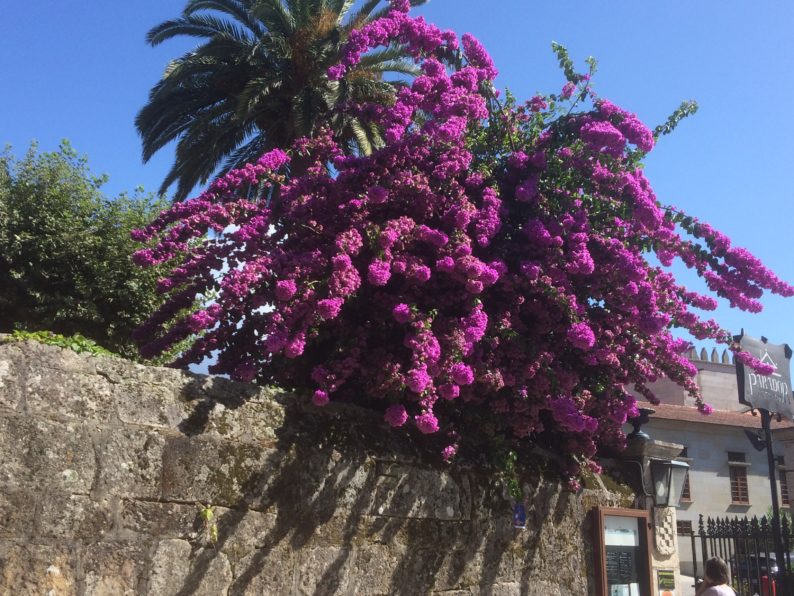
(133, 5), (792, 479)
(567, 323), (596, 350)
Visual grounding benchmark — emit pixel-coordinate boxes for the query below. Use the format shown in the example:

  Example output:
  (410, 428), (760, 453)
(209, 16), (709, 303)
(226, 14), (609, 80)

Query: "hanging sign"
(734, 332), (794, 420)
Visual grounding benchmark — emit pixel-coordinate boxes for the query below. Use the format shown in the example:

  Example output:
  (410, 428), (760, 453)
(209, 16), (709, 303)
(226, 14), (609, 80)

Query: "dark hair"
(705, 556), (730, 584)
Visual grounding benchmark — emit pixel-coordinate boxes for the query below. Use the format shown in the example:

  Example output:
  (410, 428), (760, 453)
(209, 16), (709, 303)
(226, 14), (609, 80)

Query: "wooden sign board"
(592, 507), (654, 596)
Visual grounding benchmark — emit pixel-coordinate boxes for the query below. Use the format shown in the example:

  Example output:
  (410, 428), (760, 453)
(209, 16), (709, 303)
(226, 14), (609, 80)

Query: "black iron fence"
(682, 514), (794, 595)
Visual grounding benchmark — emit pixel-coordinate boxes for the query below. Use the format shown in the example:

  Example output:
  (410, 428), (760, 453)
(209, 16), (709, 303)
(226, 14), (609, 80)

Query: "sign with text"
(656, 569), (675, 596)
(592, 507), (653, 596)
(735, 332), (794, 420)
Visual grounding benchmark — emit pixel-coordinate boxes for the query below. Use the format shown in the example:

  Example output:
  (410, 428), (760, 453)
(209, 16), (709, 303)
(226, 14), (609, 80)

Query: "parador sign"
(734, 332), (794, 420)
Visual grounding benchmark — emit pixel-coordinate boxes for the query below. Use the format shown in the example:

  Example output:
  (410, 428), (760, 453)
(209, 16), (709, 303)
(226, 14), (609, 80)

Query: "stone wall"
(0, 339), (629, 595)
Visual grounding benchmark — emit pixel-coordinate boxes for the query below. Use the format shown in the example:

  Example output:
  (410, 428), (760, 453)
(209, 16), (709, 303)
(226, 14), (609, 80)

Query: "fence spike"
(750, 516), (760, 537)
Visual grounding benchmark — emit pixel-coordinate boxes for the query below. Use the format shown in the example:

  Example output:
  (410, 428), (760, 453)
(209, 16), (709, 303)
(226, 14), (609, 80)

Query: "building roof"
(650, 402), (794, 430)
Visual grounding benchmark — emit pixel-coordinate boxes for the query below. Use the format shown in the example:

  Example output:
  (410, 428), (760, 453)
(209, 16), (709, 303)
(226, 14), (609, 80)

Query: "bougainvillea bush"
(133, 0), (793, 483)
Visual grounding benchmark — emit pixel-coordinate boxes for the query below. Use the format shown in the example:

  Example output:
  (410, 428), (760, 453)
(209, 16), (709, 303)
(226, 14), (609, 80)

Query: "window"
(779, 456), (790, 507)
(728, 452), (750, 505)
(678, 447), (692, 502)
(677, 520), (693, 535)
(680, 472), (692, 502)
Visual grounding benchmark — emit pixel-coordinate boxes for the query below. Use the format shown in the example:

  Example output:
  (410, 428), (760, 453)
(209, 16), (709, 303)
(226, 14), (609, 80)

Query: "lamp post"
(745, 409), (790, 595)
(734, 331), (794, 594)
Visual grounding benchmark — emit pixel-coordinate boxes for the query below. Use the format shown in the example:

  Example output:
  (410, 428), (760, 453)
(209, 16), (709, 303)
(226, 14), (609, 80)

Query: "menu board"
(606, 547), (637, 584)
(593, 507), (652, 596)
(604, 515), (642, 595)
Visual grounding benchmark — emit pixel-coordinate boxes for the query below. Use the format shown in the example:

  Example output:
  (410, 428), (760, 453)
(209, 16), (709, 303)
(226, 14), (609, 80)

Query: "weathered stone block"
(370, 462), (471, 521)
(362, 516), (473, 551)
(199, 554), (234, 596)
(215, 509), (277, 564)
(202, 399), (285, 445)
(299, 449), (374, 513)
(0, 344), (23, 411)
(295, 546), (353, 595)
(81, 542), (146, 596)
(94, 427), (165, 499)
(352, 532), (514, 595)
(294, 511), (366, 549)
(0, 416), (95, 492)
(428, 543), (513, 593)
(0, 541), (77, 595)
(148, 539), (192, 594)
(161, 436), (281, 508)
(114, 380), (189, 429)
(119, 499), (202, 542)
(0, 487), (37, 540)
(471, 580), (570, 596)
(347, 543), (406, 595)
(228, 546), (296, 595)
(25, 367), (116, 422)
(119, 499), (276, 559)
(12, 340), (98, 375)
(34, 493), (113, 541)
(472, 582), (522, 596)
(148, 542), (235, 596)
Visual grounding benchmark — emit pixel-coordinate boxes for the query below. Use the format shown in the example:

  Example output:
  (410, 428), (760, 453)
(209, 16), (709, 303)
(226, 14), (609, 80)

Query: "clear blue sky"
(2, 1), (793, 352)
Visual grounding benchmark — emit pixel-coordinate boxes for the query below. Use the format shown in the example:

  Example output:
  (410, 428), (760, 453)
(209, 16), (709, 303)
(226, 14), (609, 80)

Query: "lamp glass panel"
(653, 464), (670, 505)
(668, 461), (690, 507)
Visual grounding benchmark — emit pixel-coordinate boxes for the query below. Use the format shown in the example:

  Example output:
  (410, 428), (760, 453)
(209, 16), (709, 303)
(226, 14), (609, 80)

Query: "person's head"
(705, 556), (730, 585)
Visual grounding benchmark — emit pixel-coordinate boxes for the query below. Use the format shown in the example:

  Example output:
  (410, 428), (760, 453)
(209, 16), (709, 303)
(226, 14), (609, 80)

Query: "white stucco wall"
(648, 418), (786, 519)
(642, 418), (789, 577)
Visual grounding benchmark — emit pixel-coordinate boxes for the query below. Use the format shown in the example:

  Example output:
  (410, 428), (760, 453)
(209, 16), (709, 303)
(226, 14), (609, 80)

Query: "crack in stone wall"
(0, 339), (631, 595)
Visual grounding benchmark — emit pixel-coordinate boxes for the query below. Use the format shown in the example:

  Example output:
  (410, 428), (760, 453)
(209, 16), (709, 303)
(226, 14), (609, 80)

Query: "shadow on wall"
(163, 376), (591, 596)
(0, 340), (613, 595)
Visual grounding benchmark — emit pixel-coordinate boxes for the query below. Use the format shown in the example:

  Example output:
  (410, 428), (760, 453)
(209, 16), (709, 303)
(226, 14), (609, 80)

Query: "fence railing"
(681, 514), (793, 596)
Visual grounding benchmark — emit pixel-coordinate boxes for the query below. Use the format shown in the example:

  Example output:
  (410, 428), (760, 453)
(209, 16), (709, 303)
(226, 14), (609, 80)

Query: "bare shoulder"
(701, 586), (736, 596)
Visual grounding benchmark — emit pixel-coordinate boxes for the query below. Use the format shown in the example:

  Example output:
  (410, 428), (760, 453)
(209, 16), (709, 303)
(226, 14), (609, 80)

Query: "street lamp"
(650, 459), (690, 508)
(625, 408), (690, 508)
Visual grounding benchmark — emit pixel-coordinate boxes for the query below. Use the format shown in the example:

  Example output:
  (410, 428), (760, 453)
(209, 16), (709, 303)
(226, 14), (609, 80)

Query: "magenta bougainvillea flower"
(132, 0), (792, 479)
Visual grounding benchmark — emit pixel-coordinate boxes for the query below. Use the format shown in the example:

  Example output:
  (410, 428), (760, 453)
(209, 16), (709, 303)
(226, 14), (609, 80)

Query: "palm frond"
(353, 0), (426, 29)
(234, 77), (283, 119)
(284, 0), (319, 27)
(147, 14), (253, 46)
(324, 0), (355, 22)
(348, 118), (373, 155)
(356, 44), (412, 66)
(356, 58), (420, 77)
(342, 0), (381, 31)
(184, 0), (264, 36)
(219, 134), (270, 174)
(252, 0), (296, 35)
(165, 117), (259, 200)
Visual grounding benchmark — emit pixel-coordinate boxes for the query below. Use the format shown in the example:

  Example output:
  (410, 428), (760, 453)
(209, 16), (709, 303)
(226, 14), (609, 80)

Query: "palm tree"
(137, 0), (424, 201)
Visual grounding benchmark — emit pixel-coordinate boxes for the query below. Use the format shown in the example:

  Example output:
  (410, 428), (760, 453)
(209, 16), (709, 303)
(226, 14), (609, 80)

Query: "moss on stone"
(598, 471), (635, 505)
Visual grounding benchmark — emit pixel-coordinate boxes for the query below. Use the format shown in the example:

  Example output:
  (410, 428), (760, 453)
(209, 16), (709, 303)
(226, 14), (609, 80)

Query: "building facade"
(636, 348), (793, 578)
